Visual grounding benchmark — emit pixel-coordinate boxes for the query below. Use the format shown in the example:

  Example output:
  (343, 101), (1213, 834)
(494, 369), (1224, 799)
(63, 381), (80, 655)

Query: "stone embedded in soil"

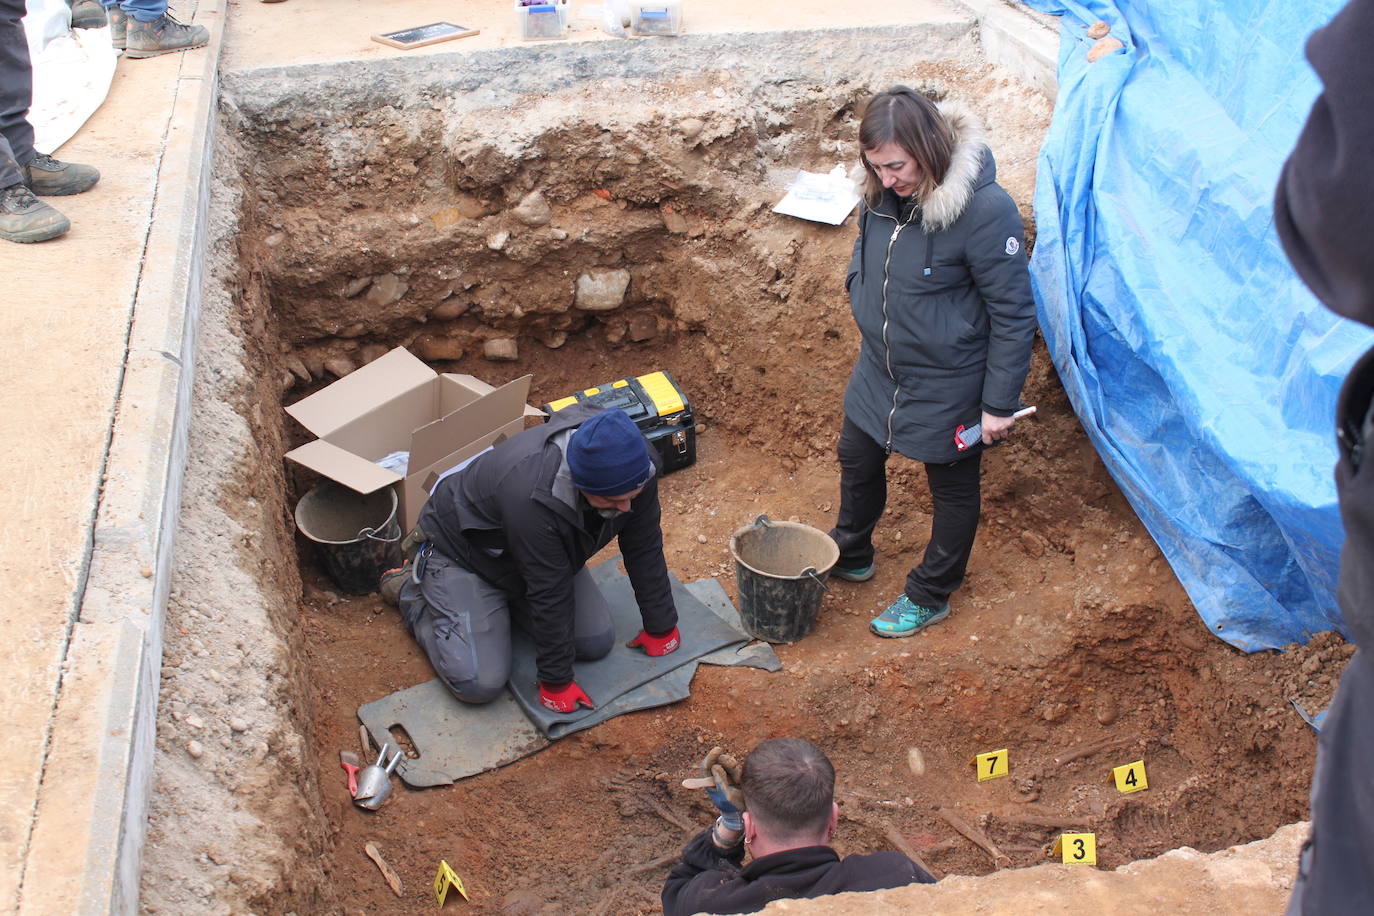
(230, 718), (249, 733)
(1042, 702), (1069, 723)
(430, 300), (469, 321)
(415, 334), (465, 362)
(186, 740), (205, 759)
(359, 344), (390, 365)
(342, 276), (372, 298)
(487, 231), (510, 251)
(540, 329), (568, 349)
(662, 205), (689, 234)
(365, 273), (408, 307)
(512, 190), (552, 227)
(483, 338), (519, 361)
(323, 356), (357, 379)
(185, 714), (205, 730)
(284, 356), (310, 383)
(679, 117), (705, 139)
(627, 313), (658, 341)
(575, 269), (631, 311)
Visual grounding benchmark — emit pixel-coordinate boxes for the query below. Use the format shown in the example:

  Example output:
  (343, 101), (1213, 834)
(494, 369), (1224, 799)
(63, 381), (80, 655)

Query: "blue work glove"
(703, 746), (745, 831)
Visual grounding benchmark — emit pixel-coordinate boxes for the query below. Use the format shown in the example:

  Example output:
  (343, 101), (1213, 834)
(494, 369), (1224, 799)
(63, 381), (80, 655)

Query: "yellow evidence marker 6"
(1112, 759), (1148, 794)
(972, 748), (1009, 781)
(433, 860), (469, 907)
(1052, 833), (1097, 865)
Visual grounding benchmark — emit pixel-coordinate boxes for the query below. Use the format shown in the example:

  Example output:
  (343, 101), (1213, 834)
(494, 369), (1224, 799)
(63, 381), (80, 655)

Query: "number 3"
(1072, 838), (1086, 860)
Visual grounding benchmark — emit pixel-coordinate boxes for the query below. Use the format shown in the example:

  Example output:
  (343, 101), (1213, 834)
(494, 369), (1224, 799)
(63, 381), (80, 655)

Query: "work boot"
(123, 12), (209, 58)
(378, 564), (411, 606)
(22, 153), (100, 196)
(108, 4), (126, 48)
(0, 184), (71, 243)
(69, 0), (108, 28)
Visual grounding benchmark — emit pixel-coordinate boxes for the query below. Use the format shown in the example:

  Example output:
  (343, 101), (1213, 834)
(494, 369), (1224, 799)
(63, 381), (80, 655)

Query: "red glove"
(628, 626), (681, 657)
(539, 680), (594, 713)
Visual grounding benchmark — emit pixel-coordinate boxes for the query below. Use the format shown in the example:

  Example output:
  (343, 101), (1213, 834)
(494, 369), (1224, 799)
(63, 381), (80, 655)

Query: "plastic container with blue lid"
(516, 0), (567, 40)
(631, 0), (682, 36)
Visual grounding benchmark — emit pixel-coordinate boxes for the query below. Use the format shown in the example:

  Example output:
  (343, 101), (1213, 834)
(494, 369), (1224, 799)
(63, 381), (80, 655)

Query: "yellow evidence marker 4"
(1112, 759), (1148, 794)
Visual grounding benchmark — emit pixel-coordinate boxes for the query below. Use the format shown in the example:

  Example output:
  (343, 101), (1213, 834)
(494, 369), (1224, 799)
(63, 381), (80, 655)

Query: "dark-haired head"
(741, 738), (836, 841)
(857, 86), (955, 207)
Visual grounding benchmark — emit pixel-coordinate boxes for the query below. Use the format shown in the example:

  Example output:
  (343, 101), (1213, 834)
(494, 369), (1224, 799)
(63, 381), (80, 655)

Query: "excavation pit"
(143, 30), (1342, 915)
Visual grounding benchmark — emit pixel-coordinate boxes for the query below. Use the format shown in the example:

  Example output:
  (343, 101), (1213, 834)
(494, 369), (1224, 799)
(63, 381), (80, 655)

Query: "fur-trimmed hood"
(919, 100), (989, 232)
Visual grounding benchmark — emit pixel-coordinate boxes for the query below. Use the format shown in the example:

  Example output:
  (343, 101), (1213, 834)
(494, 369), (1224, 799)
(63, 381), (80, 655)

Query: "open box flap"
(285, 348), (436, 437)
(284, 439), (401, 494)
(410, 375), (535, 469)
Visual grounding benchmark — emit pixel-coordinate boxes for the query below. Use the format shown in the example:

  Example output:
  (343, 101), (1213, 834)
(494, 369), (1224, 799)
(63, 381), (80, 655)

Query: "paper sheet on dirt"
(772, 165), (860, 225)
(358, 571), (780, 787)
(24, 0), (117, 154)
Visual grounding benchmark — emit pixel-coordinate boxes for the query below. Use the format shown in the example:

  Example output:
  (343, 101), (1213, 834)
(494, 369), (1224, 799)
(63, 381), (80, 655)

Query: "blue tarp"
(1022, 0), (1374, 650)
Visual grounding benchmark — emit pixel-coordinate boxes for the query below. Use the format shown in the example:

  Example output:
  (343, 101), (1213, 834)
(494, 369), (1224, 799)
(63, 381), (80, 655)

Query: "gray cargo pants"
(397, 546), (615, 704)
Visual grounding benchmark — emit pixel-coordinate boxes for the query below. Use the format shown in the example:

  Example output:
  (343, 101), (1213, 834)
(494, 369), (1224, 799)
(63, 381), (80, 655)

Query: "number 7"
(987, 755), (999, 774)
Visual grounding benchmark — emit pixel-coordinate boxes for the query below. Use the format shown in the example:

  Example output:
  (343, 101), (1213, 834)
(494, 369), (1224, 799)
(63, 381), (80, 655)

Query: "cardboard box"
(284, 347), (543, 531)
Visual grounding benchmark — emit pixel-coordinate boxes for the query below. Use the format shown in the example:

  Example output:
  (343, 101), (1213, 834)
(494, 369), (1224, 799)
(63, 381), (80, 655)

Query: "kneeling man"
(391, 404), (680, 713)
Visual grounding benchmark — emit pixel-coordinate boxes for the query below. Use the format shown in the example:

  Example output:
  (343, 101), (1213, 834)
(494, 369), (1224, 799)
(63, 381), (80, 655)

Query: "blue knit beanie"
(568, 409), (654, 496)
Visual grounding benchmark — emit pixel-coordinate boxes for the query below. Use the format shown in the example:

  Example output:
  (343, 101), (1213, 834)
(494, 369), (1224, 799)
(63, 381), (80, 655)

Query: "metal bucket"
(294, 481), (402, 595)
(729, 515), (839, 643)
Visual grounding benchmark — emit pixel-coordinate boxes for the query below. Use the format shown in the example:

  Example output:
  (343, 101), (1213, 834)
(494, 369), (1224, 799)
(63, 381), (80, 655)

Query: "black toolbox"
(542, 370), (696, 474)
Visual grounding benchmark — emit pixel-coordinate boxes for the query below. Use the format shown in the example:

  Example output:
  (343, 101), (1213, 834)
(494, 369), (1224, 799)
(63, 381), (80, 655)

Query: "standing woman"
(829, 87), (1037, 638)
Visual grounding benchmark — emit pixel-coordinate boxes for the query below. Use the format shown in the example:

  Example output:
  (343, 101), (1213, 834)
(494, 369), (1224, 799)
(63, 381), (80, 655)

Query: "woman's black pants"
(829, 415), (982, 608)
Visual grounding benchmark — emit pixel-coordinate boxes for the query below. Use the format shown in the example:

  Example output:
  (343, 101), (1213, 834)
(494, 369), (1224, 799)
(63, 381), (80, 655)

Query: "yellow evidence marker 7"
(433, 860), (469, 907)
(1112, 759), (1148, 793)
(1052, 833), (1097, 865)
(972, 748), (1009, 781)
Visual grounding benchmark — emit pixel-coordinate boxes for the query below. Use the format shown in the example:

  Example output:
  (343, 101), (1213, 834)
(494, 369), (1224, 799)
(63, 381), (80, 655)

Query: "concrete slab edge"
(16, 2), (225, 913)
(954, 0), (1060, 100)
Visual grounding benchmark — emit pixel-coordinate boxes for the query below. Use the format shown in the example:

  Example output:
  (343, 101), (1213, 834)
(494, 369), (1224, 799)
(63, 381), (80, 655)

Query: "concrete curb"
(956, 0), (1060, 100)
(16, 2), (223, 913)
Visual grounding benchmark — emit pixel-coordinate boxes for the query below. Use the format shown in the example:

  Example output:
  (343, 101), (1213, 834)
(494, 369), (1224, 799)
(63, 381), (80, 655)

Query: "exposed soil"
(145, 48), (1350, 916)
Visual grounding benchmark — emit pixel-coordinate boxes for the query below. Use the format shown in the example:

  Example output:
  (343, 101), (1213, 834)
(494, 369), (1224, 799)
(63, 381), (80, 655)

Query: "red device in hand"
(954, 406), (1036, 451)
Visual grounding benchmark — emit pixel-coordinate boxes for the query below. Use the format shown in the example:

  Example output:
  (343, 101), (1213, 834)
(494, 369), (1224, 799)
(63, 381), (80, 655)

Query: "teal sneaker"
(870, 595), (949, 638)
(832, 564), (875, 583)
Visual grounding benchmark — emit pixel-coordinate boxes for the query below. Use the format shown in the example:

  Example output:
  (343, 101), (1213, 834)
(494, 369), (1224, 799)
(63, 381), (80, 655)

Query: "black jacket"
(417, 403), (677, 685)
(1273, 1), (1374, 912)
(844, 102), (1037, 463)
(662, 829), (934, 916)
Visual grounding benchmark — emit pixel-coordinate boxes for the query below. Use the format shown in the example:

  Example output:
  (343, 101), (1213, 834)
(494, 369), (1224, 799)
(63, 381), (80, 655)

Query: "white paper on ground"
(23, 0), (118, 155)
(772, 164), (861, 225)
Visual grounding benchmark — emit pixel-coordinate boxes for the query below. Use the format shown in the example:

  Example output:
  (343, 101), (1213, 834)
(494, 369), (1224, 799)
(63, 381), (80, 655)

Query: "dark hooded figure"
(1273, 0), (1374, 911)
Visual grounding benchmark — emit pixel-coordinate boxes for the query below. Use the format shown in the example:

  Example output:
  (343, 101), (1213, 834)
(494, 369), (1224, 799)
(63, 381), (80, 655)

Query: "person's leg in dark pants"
(0, 0), (98, 242)
(398, 548), (513, 704)
(905, 452), (982, 608)
(568, 566), (615, 660)
(0, 0), (33, 190)
(830, 414), (889, 573)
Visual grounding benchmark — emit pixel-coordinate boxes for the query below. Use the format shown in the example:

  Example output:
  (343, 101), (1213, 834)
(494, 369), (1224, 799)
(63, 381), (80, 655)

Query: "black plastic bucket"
(294, 481), (403, 595)
(729, 515), (839, 643)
